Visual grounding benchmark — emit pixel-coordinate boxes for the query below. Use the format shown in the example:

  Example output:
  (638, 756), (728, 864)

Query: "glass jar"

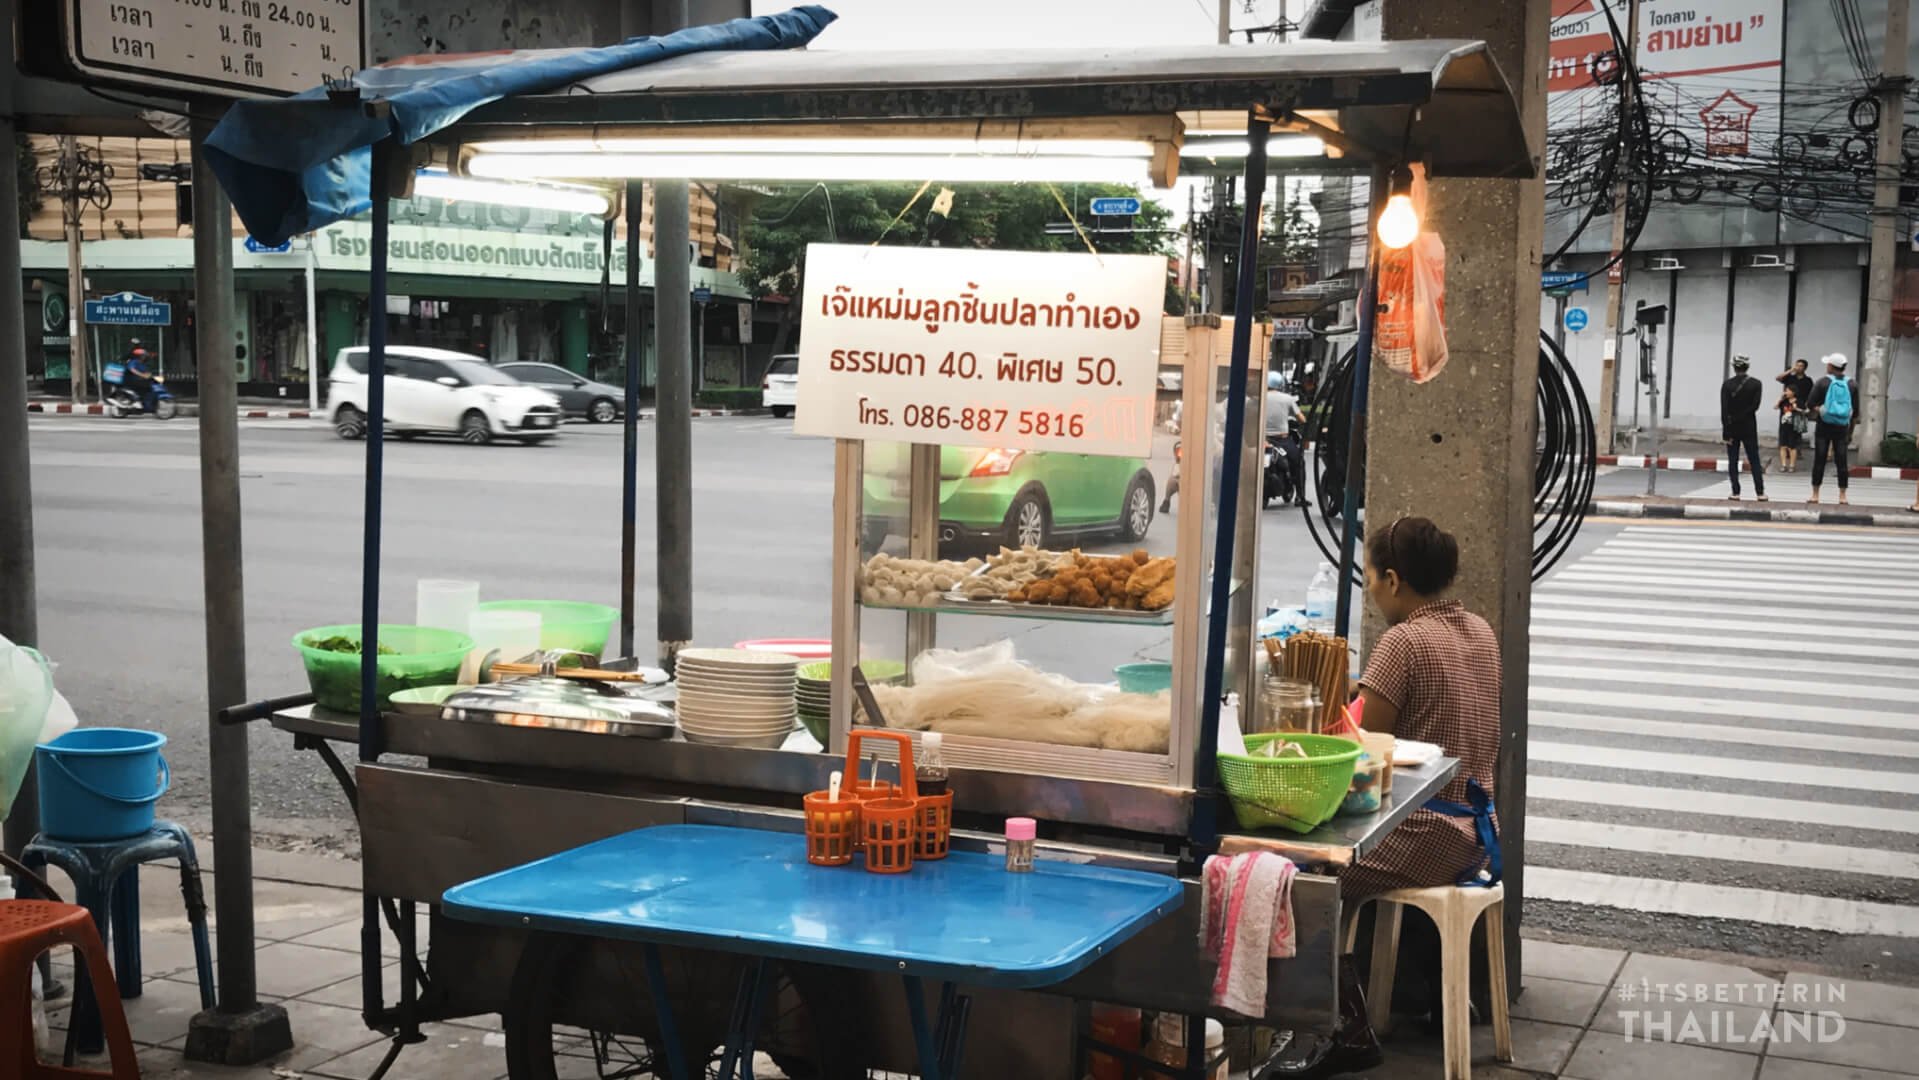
(1004, 817), (1035, 872)
(1258, 676), (1321, 735)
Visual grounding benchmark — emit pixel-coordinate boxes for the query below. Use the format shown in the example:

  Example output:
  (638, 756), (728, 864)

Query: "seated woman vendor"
(1268, 516), (1502, 1078)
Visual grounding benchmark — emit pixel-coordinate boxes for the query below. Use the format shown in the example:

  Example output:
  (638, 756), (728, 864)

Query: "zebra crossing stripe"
(1527, 818), (1919, 880)
(1529, 776), (1919, 833)
(1529, 685), (1919, 732)
(1531, 741), (1919, 795)
(1528, 867), (1919, 937)
(1529, 709), (1919, 759)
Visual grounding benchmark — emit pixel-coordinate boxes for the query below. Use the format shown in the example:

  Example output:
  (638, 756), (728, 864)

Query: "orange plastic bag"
(1374, 232), (1448, 384)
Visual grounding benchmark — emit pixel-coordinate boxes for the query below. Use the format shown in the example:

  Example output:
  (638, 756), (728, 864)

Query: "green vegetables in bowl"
(293, 624), (473, 714)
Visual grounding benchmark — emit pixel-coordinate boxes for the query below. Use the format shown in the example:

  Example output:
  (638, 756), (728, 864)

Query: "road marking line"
(1572, 556), (1919, 584)
(1537, 579), (1919, 611)
(1551, 568), (1919, 598)
(1531, 741), (1919, 795)
(1533, 608), (1909, 642)
(1531, 624), (1919, 662)
(1624, 525), (1919, 548)
(1529, 665), (1919, 706)
(1530, 643), (1919, 682)
(1527, 867), (1919, 937)
(1528, 818), (1919, 880)
(1532, 594), (1914, 627)
(1589, 548), (1919, 574)
(1530, 776), (1919, 833)
(1529, 685), (1919, 732)
(1531, 709), (1919, 757)
(1599, 539), (1919, 563)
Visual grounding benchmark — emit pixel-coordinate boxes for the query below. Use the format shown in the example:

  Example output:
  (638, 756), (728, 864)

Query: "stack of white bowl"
(673, 648), (798, 748)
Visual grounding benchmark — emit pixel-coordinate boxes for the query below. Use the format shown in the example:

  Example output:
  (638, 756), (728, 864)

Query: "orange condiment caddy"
(802, 730), (952, 873)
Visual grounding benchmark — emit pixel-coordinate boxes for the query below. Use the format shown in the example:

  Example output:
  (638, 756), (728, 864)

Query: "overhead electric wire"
(1300, 333), (1597, 586)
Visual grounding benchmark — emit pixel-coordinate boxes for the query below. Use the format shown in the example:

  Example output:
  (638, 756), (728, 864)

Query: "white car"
(327, 346), (564, 445)
(761, 354), (798, 418)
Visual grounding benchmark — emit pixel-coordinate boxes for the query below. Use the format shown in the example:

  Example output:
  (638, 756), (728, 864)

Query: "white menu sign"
(794, 244), (1163, 458)
(68, 0), (364, 98)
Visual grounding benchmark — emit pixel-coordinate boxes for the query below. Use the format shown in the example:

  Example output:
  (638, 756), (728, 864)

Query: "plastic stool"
(22, 821), (215, 1055)
(0, 899), (141, 1078)
(1350, 883), (1511, 1080)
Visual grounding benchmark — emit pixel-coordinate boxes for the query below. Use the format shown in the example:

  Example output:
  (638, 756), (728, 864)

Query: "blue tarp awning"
(204, 7), (835, 247)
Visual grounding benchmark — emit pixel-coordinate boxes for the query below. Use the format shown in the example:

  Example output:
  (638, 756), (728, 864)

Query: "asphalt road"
(21, 416), (1918, 976)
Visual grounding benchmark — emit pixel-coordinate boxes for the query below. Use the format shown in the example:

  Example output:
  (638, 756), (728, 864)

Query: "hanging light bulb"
(1376, 166), (1419, 250)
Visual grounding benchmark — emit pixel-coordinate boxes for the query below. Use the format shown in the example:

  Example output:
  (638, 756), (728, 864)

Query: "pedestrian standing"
(1806, 352), (1857, 506)
(1719, 355), (1766, 501)
(1774, 384), (1805, 473)
(1775, 358), (1814, 473)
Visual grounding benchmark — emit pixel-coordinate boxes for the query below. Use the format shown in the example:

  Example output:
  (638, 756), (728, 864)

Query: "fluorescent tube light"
(465, 152), (1155, 184)
(468, 136), (1158, 159)
(410, 170), (612, 215)
(1180, 136), (1325, 158)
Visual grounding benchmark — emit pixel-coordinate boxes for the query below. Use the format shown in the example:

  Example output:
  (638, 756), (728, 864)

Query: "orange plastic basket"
(801, 791), (861, 866)
(847, 731), (919, 874)
(914, 792), (953, 860)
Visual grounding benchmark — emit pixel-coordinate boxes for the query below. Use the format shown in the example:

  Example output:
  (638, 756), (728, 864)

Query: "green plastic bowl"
(798, 708), (830, 746)
(1114, 662), (1173, 694)
(474, 600), (617, 656)
(293, 625), (473, 714)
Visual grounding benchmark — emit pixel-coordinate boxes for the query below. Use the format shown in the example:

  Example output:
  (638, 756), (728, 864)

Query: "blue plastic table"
(443, 824), (1184, 1079)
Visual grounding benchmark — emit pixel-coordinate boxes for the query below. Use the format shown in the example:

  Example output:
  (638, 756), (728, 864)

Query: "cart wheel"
(503, 934), (863, 1080)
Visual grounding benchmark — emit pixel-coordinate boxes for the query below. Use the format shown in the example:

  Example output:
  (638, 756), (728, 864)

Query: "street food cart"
(230, 27), (1533, 1079)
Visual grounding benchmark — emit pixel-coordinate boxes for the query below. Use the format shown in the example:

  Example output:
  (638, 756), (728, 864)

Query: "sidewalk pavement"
(25, 847), (1919, 1080)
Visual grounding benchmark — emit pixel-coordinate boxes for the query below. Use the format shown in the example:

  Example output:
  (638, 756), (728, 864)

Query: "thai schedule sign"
(794, 245), (1163, 458)
(59, 0), (364, 98)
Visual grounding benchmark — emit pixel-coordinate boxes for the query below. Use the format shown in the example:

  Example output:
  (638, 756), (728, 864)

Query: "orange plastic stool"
(1, 900), (141, 1078)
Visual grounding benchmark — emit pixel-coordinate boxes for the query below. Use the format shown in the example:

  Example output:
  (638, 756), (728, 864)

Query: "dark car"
(496, 362), (625, 423)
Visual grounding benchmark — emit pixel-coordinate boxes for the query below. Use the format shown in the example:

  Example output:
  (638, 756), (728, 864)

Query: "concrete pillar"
(1367, 0), (1547, 987)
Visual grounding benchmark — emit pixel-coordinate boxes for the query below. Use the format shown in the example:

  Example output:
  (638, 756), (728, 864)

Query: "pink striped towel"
(1199, 851), (1300, 1016)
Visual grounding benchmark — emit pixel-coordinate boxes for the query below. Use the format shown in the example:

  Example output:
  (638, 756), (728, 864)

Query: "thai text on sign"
(794, 245), (1164, 457)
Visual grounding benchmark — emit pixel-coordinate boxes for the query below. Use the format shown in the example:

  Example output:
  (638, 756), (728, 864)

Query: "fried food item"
(1132, 548), (1151, 566)
(1140, 579), (1175, 611)
(1126, 556), (1176, 598)
(1007, 585), (1029, 603)
(1071, 580), (1102, 608)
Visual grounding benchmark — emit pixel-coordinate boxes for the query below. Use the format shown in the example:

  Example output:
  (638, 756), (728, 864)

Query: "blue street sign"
(1564, 306), (1590, 333)
(84, 291), (172, 326)
(1089, 197), (1141, 216)
(1542, 270), (1588, 293)
(244, 235), (293, 254)
(692, 286), (713, 303)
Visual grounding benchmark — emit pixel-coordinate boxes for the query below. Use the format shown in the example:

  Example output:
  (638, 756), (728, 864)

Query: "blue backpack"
(1823, 377), (1854, 425)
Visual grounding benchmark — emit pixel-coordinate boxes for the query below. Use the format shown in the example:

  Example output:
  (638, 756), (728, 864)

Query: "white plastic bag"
(0, 637), (55, 822)
(1375, 232), (1448, 384)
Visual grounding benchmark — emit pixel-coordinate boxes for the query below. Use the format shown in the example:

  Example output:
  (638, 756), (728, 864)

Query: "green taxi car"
(863, 444), (1157, 553)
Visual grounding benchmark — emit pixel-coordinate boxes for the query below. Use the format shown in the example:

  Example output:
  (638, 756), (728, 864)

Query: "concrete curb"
(1597, 454), (1919, 481)
(1589, 499), (1919, 529)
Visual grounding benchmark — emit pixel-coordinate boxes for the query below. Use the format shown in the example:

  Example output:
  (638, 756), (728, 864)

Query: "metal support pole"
(1859, 0), (1909, 463)
(62, 137), (89, 405)
(621, 182), (643, 660)
(183, 109), (291, 1065)
(1333, 173), (1385, 641)
(655, 178), (693, 666)
(1192, 113), (1267, 854)
(357, 136), (395, 1035)
(306, 234), (320, 414)
(1644, 324), (1661, 496)
(0, 116), (42, 858)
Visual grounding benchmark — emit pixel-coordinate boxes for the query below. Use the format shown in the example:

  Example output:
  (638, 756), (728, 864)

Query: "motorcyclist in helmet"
(122, 345), (159, 413)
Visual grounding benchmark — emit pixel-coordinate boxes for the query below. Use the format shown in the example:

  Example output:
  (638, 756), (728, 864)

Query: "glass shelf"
(861, 598), (1175, 627)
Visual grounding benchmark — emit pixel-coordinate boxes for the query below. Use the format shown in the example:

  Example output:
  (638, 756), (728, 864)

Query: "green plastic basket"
(1218, 733), (1364, 834)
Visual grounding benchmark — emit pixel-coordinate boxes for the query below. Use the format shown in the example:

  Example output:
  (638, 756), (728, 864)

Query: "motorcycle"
(103, 363), (178, 420)
(1263, 431), (1303, 507)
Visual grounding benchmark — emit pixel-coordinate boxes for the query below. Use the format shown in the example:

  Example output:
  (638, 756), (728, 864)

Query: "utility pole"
(45, 137), (110, 404)
(1597, 0), (1639, 455)
(1184, 185), (1197, 315)
(1860, 0), (1910, 463)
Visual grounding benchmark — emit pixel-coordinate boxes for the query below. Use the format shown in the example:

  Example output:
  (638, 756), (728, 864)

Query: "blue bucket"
(36, 728), (170, 842)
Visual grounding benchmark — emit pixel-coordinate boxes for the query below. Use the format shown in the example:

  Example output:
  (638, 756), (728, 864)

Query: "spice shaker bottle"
(1004, 817), (1036, 872)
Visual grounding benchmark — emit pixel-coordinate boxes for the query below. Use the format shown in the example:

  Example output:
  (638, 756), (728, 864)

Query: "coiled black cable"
(1301, 331), (1597, 586)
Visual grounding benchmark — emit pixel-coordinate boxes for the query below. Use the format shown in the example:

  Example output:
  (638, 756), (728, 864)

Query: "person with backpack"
(1719, 356), (1766, 500)
(1806, 352), (1857, 506)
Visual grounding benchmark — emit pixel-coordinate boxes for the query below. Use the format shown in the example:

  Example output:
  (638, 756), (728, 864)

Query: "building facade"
(21, 135), (770, 400)
(1305, 0), (1919, 440)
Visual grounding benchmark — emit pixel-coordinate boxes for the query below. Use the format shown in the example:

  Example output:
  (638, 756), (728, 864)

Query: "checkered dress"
(1342, 600), (1502, 900)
